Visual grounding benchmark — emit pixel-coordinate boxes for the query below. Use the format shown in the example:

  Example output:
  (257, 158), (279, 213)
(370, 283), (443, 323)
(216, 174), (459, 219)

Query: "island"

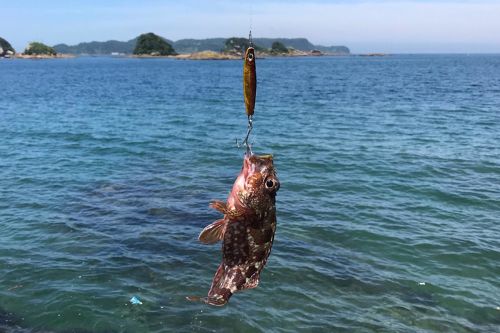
(0, 37), (15, 58)
(53, 34), (350, 59)
(24, 42), (56, 55)
(13, 42), (73, 59)
(133, 33), (177, 56)
(270, 41), (289, 55)
(5, 33), (352, 60)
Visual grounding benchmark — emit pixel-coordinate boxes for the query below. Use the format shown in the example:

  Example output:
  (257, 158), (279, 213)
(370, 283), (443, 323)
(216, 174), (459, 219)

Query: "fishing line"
(245, 3), (254, 152)
(236, 2), (255, 153)
(242, 115), (253, 154)
(249, 3), (253, 39)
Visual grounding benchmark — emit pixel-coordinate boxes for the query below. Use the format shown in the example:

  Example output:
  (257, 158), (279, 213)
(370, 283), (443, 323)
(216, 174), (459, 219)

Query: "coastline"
(132, 49), (347, 60)
(12, 53), (75, 59)
(3, 50), (353, 61)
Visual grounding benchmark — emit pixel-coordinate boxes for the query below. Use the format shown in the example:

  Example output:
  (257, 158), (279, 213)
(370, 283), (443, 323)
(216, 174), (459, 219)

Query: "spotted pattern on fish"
(197, 153), (279, 306)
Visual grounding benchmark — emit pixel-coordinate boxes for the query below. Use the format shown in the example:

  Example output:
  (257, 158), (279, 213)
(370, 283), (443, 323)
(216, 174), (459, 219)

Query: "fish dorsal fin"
(199, 219), (227, 244)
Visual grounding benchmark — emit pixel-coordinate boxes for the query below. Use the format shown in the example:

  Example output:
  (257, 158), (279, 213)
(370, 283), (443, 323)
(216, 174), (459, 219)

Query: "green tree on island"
(24, 42), (56, 55)
(133, 33), (177, 56)
(224, 37), (265, 54)
(271, 41), (289, 54)
(224, 37), (250, 54)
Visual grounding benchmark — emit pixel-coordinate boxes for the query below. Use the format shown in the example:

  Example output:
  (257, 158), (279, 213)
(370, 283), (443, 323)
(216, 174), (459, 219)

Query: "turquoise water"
(0, 55), (499, 332)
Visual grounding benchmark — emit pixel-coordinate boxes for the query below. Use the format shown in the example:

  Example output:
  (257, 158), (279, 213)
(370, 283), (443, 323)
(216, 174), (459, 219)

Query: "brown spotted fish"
(196, 153), (279, 306)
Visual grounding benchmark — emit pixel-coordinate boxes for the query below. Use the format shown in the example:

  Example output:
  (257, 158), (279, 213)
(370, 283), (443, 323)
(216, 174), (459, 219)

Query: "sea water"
(0, 55), (499, 332)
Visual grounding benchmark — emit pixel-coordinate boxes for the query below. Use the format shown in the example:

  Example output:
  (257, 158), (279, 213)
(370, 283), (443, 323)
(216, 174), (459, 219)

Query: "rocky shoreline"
(2, 48), (349, 61)
(2, 34), (351, 60)
(175, 51), (240, 60)
(13, 53), (75, 59)
(3, 50), (352, 61)
(2, 33), (353, 61)
(129, 49), (335, 60)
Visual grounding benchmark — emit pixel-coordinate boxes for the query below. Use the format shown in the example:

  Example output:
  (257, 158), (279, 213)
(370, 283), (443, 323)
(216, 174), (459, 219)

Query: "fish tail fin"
(186, 295), (206, 303)
(185, 263), (231, 306)
(206, 263), (233, 306)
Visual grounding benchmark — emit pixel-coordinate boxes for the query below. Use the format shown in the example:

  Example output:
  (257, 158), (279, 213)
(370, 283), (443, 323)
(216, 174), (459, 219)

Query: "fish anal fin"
(198, 219), (227, 244)
(210, 200), (228, 214)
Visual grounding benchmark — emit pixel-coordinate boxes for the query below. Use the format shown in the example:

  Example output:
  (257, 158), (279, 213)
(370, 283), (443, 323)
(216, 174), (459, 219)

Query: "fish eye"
(248, 53), (254, 61)
(265, 179), (274, 188)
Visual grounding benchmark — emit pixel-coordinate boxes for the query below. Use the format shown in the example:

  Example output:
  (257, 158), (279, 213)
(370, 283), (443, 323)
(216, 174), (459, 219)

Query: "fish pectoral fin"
(209, 200), (228, 214)
(198, 219), (227, 244)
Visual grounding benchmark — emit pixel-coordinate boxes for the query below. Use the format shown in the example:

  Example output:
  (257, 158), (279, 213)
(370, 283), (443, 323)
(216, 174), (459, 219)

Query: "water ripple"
(0, 55), (499, 332)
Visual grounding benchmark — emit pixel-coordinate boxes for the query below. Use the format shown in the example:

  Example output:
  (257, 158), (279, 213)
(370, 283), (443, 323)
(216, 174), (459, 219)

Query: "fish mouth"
(242, 153), (275, 180)
(244, 152), (273, 160)
(243, 153), (273, 170)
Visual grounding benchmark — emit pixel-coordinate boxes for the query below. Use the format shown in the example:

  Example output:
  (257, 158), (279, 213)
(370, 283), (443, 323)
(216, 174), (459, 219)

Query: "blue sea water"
(0, 55), (499, 333)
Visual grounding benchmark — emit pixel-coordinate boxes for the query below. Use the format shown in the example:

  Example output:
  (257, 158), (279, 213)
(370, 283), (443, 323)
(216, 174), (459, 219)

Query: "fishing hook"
(242, 115), (253, 154)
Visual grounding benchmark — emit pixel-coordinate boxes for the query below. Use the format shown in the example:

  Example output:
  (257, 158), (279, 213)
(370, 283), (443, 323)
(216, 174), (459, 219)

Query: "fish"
(196, 153), (279, 306)
(243, 47), (256, 117)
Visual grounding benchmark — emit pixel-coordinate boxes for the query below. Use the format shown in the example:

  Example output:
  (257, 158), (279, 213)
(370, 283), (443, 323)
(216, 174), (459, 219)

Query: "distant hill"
(313, 45), (350, 55)
(270, 41), (289, 55)
(223, 37), (266, 54)
(253, 38), (349, 54)
(175, 37), (349, 54)
(54, 39), (138, 55)
(253, 38), (314, 50)
(173, 38), (226, 53)
(53, 35), (350, 55)
(54, 38), (221, 55)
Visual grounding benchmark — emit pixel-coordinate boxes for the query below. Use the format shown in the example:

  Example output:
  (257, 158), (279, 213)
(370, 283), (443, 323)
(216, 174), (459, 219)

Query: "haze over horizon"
(2, 0), (500, 54)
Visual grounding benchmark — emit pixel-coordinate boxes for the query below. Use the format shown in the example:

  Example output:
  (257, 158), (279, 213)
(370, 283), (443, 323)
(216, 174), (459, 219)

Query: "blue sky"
(2, 0), (500, 53)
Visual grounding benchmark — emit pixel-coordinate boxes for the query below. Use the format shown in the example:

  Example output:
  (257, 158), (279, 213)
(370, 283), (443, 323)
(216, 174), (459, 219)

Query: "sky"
(1, 0), (500, 53)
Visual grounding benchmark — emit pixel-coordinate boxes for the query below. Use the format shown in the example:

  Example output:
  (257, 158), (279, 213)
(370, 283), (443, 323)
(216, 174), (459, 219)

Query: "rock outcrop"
(175, 50), (239, 60)
(0, 37), (15, 57)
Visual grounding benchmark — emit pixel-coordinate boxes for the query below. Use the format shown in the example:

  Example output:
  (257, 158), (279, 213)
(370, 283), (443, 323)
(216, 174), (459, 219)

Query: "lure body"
(243, 47), (256, 116)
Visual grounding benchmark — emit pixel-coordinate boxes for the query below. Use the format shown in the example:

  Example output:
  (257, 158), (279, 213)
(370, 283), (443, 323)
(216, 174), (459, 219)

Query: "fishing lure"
(243, 46), (256, 117)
